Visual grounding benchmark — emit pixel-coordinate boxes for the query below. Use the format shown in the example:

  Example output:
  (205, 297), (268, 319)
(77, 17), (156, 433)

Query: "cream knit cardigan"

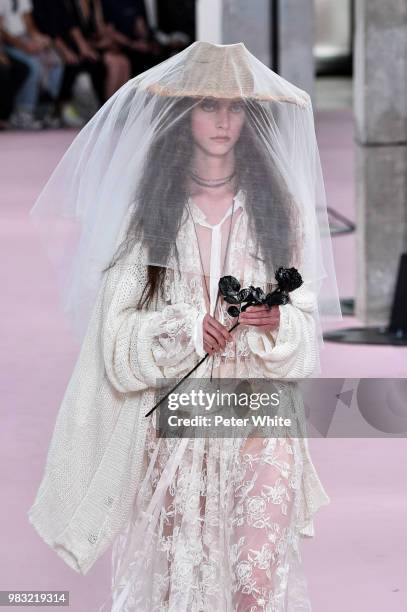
(28, 235), (330, 576)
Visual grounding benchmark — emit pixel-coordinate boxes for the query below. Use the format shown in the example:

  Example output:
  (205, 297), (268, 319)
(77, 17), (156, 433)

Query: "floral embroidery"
(110, 432), (312, 611)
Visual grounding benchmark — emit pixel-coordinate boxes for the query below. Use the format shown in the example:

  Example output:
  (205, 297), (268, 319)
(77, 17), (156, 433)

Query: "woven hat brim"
(145, 83), (309, 108)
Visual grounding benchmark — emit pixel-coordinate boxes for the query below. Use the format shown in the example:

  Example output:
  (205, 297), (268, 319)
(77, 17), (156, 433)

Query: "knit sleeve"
(102, 255), (202, 393)
(245, 284), (319, 378)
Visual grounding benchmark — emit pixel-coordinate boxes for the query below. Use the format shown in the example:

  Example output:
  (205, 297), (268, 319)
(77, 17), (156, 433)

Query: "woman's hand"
(32, 32), (50, 50)
(20, 38), (43, 54)
(0, 52), (10, 66)
(203, 313), (233, 356)
(79, 42), (99, 62)
(238, 304), (280, 332)
(62, 47), (80, 65)
(131, 39), (151, 53)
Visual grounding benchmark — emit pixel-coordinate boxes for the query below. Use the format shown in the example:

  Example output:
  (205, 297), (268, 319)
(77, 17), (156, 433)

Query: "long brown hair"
(102, 96), (302, 308)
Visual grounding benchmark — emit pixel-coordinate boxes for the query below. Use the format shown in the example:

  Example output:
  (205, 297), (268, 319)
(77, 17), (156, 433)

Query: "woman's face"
(190, 98), (246, 157)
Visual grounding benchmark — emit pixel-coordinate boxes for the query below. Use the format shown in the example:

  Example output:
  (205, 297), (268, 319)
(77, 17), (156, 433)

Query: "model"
(28, 41), (341, 612)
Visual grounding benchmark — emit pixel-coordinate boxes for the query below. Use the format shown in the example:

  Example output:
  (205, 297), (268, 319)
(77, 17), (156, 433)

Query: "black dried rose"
(238, 288), (250, 302)
(219, 276), (241, 296)
(264, 291), (290, 307)
(223, 292), (241, 304)
(243, 287), (256, 305)
(246, 285), (265, 305)
(219, 269), (300, 314)
(254, 286), (265, 302)
(275, 266), (303, 293)
(227, 305), (240, 317)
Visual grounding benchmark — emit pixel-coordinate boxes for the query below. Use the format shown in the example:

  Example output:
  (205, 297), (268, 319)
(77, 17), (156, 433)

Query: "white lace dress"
(101, 190), (329, 612)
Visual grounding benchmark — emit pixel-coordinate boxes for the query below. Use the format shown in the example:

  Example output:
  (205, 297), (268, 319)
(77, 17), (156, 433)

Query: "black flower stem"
(144, 318), (241, 418)
(228, 320), (240, 333)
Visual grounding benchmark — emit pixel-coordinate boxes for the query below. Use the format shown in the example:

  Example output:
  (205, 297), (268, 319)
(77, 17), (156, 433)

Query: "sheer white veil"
(29, 41), (342, 346)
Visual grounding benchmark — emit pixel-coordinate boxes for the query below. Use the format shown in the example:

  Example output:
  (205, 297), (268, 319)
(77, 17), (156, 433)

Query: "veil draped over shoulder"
(29, 40), (341, 346)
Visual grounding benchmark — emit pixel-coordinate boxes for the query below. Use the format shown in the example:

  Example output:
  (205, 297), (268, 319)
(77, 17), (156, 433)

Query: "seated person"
(61, 0), (131, 102)
(0, 15), (29, 128)
(0, 0), (63, 129)
(32, 0), (104, 125)
(101, 0), (165, 76)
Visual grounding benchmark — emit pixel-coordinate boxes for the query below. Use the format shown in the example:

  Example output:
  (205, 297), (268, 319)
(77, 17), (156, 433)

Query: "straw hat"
(146, 41), (308, 107)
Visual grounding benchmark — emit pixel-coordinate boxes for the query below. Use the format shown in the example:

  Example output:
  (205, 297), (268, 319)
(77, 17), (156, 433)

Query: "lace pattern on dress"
(109, 427), (312, 612)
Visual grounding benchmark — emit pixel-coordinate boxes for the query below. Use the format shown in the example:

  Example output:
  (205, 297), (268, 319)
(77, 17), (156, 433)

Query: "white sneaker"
(61, 103), (86, 128)
(42, 113), (62, 129)
(9, 110), (43, 131)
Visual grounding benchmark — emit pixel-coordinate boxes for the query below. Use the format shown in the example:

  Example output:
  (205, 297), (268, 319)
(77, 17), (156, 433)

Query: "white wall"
(196, 0), (222, 43)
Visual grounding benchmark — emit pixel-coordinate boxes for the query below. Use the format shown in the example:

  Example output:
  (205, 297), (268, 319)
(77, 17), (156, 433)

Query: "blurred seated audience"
(33, 0), (133, 127)
(0, 0), (196, 129)
(0, 15), (29, 129)
(101, 0), (165, 76)
(0, 0), (64, 129)
(32, 0), (104, 127)
(59, 0), (130, 103)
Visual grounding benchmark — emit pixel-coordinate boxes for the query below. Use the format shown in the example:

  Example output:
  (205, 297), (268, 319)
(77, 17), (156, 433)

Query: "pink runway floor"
(1, 111), (406, 611)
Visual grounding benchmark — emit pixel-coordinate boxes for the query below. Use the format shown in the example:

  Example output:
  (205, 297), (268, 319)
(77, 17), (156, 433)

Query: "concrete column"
(221, 0), (271, 67)
(196, 0), (315, 99)
(354, 0), (407, 323)
(278, 0), (315, 101)
(196, 0), (222, 44)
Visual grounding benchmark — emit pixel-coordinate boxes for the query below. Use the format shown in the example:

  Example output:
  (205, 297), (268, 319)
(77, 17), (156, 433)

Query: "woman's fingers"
(241, 305), (272, 317)
(206, 316), (233, 342)
(203, 339), (215, 355)
(203, 332), (226, 355)
(201, 305), (279, 351)
(204, 314), (232, 341)
(203, 330), (220, 351)
(239, 305), (280, 329)
(206, 327), (227, 350)
(202, 313), (233, 353)
(240, 312), (274, 322)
